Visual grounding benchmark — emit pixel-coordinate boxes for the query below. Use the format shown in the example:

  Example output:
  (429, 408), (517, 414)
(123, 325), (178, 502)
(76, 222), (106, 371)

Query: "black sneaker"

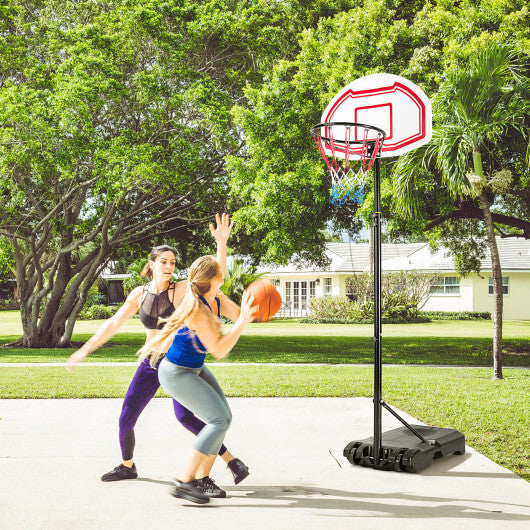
(171, 480), (210, 504)
(227, 458), (249, 485)
(195, 476), (227, 498)
(101, 463), (138, 482)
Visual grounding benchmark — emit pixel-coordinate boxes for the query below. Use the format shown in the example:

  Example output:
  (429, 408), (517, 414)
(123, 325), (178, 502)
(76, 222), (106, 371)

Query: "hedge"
(420, 311), (491, 320)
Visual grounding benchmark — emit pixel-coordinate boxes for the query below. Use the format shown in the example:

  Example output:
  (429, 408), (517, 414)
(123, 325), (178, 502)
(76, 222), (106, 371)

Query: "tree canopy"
(0, 0), (318, 346)
(227, 0), (530, 268)
(392, 43), (530, 270)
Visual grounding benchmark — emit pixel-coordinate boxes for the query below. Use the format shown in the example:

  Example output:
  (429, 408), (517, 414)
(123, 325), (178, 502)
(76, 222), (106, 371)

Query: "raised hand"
(209, 213), (234, 245)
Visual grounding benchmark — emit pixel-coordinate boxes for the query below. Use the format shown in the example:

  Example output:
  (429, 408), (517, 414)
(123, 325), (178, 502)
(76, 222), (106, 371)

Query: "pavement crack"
(329, 449), (342, 468)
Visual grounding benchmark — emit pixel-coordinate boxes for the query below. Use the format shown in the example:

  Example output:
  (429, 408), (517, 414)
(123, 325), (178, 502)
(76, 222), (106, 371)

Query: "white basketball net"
(329, 165), (368, 205)
(312, 124), (382, 206)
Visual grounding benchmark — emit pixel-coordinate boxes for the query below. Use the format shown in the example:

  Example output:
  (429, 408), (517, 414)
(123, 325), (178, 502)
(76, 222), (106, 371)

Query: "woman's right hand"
(65, 350), (87, 371)
(239, 290), (258, 324)
(64, 288), (142, 372)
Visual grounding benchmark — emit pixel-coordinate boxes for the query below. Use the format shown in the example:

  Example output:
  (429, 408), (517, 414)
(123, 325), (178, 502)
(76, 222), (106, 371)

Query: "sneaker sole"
(171, 488), (210, 504)
(101, 474), (138, 482)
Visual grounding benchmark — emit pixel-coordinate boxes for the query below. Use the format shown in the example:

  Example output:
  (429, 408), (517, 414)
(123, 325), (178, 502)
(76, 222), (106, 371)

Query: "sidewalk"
(1, 397), (529, 529)
(1, 362), (528, 368)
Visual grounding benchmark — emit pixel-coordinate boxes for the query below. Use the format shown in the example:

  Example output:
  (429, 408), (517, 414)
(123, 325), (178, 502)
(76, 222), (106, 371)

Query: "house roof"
(326, 242), (425, 272)
(261, 238), (530, 275)
(384, 238), (530, 273)
(488, 237), (530, 270)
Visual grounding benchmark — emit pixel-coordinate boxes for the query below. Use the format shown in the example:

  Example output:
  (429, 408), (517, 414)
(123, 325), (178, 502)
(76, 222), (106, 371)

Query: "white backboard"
(321, 73), (432, 158)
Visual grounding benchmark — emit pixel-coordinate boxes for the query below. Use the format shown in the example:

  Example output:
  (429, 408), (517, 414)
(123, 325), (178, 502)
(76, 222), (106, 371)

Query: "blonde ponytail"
(137, 255), (222, 368)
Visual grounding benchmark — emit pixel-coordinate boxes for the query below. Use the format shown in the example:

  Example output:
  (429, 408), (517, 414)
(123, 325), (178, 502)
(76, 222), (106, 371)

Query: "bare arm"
(170, 279), (187, 308)
(210, 213), (233, 277)
(65, 286), (143, 370)
(190, 291), (255, 360)
(217, 290), (241, 322)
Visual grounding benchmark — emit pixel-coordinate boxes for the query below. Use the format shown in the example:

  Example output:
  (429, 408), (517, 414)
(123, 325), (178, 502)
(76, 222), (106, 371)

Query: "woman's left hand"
(210, 213), (234, 244)
(239, 290), (258, 324)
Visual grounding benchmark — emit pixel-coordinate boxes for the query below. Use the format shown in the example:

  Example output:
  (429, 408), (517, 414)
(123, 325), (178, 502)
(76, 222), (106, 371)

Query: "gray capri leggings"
(158, 357), (232, 455)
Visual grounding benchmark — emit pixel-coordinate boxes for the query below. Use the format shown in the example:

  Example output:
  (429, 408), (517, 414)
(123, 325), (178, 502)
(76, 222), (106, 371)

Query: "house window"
(309, 281), (316, 298)
(431, 276), (460, 295)
(489, 276), (509, 295)
(285, 281), (291, 302)
(301, 282), (307, 310)
(293, 281), (300, 310)
(324, 277), (332, 296)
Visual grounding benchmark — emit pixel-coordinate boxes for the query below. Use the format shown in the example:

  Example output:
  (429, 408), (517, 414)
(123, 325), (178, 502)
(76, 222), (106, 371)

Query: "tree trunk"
(473, 151), (503, 379)
(14, 272), (76, 348)
(10, 273), (101, 348)
(5, 234), (111, 348)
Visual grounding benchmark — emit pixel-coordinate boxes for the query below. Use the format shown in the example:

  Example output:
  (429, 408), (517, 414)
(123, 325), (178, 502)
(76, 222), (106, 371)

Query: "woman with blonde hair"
(139, 254), (256, 504)
(66, 215), (249, 489)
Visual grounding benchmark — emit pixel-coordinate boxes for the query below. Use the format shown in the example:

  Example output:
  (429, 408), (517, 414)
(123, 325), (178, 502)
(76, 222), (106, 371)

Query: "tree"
(393, 44), (530, 379)
(226, 2), (530, 383)
(227, 1), (416, 266)
(0, 0), (303, 347)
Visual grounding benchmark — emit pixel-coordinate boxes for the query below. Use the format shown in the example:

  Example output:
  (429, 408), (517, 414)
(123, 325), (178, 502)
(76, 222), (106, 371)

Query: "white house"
(260, 238), (530, 320)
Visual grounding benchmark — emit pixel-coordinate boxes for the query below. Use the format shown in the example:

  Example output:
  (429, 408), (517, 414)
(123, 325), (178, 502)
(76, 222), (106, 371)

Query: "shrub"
(346, 271), (441, 308)
(299, 315), (431, 324)
(78, 304), (119, 320)
(0, 299), (12, 310)
(85, 280), (107, 307)
(308, 296), (357, 320)
(221, 258), (265, 305)
(0, 298), (19, 310)
(123, 259), (150, 295)
(307, 295), (431, 324)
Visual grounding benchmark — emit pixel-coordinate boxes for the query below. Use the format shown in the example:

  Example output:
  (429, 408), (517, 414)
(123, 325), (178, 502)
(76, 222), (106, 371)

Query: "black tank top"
(139, 282), (176, 330)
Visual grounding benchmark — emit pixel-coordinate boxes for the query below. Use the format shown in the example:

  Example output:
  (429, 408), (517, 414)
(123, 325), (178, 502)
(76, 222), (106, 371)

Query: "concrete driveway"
(1, 397), (529, 529)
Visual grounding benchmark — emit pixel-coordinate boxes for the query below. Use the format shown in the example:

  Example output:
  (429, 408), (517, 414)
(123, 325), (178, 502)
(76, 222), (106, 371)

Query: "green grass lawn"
(1, 312), (529, 366)
(0, 311), (529, 481)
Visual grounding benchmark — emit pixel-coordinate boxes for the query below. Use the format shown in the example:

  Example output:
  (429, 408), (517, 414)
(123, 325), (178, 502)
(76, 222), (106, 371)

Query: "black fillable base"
(344, 425), (465, 473)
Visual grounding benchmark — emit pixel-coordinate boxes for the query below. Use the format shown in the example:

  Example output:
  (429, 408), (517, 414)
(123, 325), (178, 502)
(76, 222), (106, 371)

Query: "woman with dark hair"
(139, 255), (256, 504)
(66, 214), (249, 491)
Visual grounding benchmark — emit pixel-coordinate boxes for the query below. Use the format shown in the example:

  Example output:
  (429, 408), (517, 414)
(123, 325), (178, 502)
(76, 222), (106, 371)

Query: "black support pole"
(372, 155), (382, 465)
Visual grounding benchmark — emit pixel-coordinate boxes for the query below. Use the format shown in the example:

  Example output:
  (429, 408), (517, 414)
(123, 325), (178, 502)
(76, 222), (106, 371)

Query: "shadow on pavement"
(214, 485), (530, 521)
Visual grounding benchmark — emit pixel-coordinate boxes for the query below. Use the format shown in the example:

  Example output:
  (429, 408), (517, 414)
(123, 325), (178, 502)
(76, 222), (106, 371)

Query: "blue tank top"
(165, 295), (221, 368)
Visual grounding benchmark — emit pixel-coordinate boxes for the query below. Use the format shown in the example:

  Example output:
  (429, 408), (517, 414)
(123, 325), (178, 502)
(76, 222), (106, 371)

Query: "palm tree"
(394, 44), (529, 379)
(221, 257), (265, 305)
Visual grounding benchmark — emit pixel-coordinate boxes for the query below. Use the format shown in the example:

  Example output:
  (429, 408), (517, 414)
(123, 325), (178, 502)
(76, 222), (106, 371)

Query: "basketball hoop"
(312, 76), (464, 475)
(310, 122), (385, 205)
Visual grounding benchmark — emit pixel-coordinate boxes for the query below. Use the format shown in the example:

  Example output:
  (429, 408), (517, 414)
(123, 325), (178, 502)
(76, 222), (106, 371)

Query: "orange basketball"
(245, 280), (282, 322)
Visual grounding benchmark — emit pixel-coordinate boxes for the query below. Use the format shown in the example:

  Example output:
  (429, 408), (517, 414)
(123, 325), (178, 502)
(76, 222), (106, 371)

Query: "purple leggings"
(119, 358), (228, 460)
